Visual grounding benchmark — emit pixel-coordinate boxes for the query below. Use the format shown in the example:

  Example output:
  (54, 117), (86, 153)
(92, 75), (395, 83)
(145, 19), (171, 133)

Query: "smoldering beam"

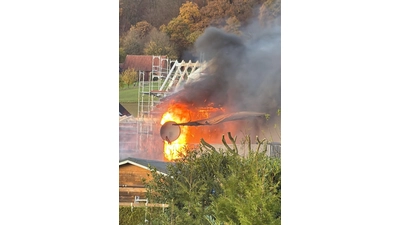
(160, 111), (267, 143)
(174, 111), (266, 126)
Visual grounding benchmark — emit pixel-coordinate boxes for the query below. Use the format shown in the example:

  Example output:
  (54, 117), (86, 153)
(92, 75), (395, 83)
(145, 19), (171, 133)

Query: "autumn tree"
(143, 0), (187, 28)
(119, 74), (125, 89)
(119, 47), (126, 63)
(134, 21), (154, 39)
(144, 28), (179, 59)
(179, 1), (202, 30)
(161, 17), (190, 54)
(224, 16), (242, 35)
(121, 68), (138, 88)
(120, 26), (144, 55)
(230, 0), (264, 25)
(162, 1), (204, 57)
(199, 0), (234, 28)
(259, 0), (281, 27)
(199, 0), (273, 29)
(119, 0), (281, 62)
(120, 20), (155, 56)
(119, 0), (150, 35)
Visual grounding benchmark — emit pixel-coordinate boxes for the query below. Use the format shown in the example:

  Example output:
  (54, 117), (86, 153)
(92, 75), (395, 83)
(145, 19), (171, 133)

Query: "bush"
(144, 134), (281, 224)
(119, 206), (166, 225)
(119, 206), (146, 225)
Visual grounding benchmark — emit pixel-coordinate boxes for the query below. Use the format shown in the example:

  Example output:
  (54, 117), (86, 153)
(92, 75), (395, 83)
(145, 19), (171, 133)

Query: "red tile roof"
(121, 55), (168, 72)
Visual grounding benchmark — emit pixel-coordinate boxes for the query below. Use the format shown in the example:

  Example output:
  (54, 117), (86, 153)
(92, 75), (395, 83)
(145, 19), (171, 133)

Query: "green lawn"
(120, 81), (163, 117)
(119, 84), (141, 103)
(119, 81), (164, 102)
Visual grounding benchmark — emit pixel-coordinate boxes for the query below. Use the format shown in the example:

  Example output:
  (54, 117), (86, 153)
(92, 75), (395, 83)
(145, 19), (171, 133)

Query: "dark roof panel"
(119, 103), (131, 116)
(119, 157), (171, 174)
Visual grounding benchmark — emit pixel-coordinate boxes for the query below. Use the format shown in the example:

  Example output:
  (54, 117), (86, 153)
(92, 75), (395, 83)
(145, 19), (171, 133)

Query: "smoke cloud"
(170, 18), (281, 140)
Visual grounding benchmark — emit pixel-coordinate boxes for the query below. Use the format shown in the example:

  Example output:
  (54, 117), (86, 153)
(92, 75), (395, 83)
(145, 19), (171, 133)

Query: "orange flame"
(160, 102), (226, 161)
(160, 104), (191, 161)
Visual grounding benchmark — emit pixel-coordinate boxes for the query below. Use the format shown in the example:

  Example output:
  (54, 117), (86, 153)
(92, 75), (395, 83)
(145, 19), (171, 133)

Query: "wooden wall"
(119, 163), (153, 203)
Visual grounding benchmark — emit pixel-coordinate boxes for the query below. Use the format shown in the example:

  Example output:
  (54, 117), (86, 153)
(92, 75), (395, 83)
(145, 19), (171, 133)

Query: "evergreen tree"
(144, 133), (281, 224)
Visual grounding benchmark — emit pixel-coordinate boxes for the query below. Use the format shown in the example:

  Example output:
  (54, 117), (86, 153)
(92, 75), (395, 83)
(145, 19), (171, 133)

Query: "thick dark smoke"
(171, 19), (281, 140)
(193, 24), (280, 112)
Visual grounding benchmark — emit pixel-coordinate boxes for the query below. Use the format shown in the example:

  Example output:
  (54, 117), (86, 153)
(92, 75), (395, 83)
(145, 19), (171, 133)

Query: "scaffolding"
(121, 56), (208, 156)
(135, 56), (208, 153)
(137, 56), (170, 118)
(136, 57), (209, 119)
(136, 56), (170, 151)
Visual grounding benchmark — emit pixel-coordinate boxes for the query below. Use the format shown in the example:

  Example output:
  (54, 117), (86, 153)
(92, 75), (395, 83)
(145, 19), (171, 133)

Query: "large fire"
(160, 102), (225, 161)
(160, 110), (189, 161)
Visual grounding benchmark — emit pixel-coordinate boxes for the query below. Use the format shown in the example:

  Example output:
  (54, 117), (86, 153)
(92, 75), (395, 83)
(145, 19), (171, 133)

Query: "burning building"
(120, 23), (281, 162)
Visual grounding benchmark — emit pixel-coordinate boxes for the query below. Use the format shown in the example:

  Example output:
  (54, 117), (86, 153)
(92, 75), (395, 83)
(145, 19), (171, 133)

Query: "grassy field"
(119, 81), (163, 117)
(119, 84), (141, 103)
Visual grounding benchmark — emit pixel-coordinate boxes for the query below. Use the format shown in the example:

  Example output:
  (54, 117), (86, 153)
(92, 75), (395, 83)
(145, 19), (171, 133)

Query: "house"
(120, 55), (168, 81)
(119, 157), (169, 204)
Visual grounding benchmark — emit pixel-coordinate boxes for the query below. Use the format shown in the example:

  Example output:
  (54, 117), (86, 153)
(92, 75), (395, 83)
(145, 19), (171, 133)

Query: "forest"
(119, 0), (281, 62)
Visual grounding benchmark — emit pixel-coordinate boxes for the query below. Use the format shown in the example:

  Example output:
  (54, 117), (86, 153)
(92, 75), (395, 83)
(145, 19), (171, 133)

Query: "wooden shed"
(119, 157), (168, 204)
